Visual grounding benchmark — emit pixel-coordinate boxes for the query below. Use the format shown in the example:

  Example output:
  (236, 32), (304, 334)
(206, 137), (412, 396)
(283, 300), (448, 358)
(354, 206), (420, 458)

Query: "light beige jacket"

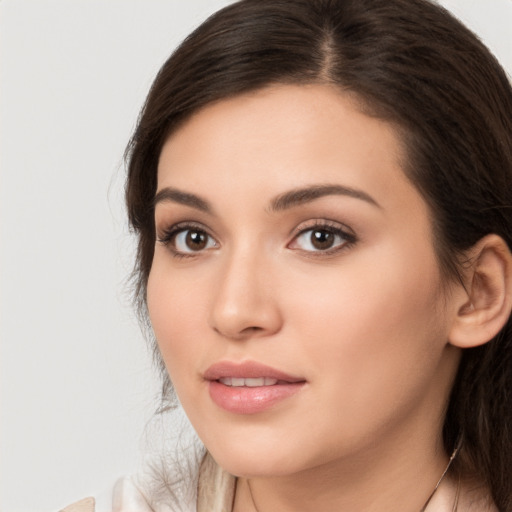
(59, 454), (235, 512)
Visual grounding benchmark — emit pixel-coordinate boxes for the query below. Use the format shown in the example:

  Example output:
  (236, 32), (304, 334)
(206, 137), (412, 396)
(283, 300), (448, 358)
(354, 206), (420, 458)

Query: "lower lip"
(208, 380), (305, 414)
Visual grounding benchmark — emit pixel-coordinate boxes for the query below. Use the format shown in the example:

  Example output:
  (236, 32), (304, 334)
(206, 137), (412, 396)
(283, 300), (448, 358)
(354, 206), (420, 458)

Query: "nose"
(208, 248), (283, 341)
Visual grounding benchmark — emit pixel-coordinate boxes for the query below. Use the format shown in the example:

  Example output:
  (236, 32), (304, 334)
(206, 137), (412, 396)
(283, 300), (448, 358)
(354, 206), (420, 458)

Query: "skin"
(147, 84), (466, 511)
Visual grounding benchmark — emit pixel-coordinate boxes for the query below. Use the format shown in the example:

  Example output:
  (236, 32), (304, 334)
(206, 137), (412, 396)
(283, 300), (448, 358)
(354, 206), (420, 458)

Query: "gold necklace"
(419, 443), (461, 512)
(247, 444), (461, 512)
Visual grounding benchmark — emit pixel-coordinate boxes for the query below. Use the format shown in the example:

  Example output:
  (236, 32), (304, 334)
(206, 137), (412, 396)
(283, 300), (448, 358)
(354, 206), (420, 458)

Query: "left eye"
(173, 229), (217, 253)
(291, 227), (350, 252)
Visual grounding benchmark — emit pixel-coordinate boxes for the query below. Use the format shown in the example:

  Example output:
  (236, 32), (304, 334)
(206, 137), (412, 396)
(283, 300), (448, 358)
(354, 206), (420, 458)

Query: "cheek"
(274, 260), (449, 459)
(146, 266), (205, 385)
(283, 241), (449, 403)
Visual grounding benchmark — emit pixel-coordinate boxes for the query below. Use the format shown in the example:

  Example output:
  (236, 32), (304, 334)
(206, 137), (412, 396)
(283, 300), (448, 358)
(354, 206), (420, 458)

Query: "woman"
(63, 0), (512, 510)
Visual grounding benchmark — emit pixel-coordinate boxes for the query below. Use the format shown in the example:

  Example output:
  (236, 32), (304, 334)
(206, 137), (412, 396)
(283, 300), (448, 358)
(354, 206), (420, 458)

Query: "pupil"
(186, 230), (207, 250)
(311, 230), (333, 250)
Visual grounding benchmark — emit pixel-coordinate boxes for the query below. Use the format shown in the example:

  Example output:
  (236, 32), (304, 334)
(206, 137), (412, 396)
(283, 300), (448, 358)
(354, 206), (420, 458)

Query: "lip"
(204, 360), (305, 382)
(204, 361), (306, 414)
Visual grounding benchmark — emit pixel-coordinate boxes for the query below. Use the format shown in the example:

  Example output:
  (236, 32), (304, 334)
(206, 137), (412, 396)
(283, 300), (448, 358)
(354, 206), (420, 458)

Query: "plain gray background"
(1, 1), (511, 511)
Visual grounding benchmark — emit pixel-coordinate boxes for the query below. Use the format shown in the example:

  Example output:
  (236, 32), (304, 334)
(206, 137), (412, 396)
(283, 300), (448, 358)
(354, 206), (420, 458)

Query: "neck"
(234, 427), (451, 512)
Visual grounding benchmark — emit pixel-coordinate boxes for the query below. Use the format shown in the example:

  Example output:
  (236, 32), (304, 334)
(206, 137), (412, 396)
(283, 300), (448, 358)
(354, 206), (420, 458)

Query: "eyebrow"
(270, 184), (381, 211)
(153, 187), (213, 213)
(153, 183), (380, 214)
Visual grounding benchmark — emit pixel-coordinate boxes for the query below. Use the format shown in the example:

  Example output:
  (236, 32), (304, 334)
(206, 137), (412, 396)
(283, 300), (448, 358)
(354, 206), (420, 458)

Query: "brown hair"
(125, 0), (512, 507)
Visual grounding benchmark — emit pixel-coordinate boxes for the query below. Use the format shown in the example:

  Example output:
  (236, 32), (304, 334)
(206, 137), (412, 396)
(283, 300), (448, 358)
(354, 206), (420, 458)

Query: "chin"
(200, 432), (321, 478)
(211, 452), (302, 479)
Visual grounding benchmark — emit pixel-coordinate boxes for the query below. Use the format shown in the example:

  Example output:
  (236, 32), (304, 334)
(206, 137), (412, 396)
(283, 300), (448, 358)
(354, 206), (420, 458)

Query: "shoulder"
(57, 452), (235, 512)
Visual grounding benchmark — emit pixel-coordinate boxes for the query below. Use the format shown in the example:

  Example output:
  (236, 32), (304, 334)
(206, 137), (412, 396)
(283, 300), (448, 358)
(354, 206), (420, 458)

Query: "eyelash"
(289, 220), (357, 256)
(157, 220), (357, 259)
(157, 222), (216, 259)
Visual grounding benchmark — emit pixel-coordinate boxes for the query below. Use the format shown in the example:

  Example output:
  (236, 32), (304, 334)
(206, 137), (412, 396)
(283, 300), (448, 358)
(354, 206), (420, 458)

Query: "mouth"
(204, 360), (305, 383)
(204, 361), (306, 414)
(218, 377), (280, 387)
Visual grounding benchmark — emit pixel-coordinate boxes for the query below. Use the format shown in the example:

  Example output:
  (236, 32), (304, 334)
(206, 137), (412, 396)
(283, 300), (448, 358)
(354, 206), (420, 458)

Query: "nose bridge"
(209, 238), (281, 339)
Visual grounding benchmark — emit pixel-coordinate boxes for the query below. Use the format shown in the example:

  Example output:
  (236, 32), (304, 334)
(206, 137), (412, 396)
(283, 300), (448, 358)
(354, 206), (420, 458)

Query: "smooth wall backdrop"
(1, 1), (510, 511)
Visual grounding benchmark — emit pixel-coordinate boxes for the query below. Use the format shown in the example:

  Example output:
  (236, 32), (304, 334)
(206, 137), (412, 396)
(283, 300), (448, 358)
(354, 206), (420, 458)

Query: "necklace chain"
(419, 442), (461, 512)
(246, 443), (461, 512)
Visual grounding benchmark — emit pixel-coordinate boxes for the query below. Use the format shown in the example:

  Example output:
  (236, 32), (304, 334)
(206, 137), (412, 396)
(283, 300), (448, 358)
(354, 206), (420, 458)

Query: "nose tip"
(208, 259), (282, 341)
(210, 294), (283, 340)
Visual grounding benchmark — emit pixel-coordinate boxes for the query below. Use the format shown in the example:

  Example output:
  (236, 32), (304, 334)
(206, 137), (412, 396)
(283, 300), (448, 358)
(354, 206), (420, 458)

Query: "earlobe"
(449, 234), (512, 349)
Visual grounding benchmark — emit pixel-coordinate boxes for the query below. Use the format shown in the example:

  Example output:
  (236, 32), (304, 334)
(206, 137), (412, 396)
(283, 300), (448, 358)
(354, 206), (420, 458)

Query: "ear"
(449, 234), (512, 349)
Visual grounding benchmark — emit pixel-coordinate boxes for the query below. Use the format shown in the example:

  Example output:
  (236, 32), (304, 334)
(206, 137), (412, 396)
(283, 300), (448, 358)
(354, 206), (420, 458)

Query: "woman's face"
(147, 84), (461, 477)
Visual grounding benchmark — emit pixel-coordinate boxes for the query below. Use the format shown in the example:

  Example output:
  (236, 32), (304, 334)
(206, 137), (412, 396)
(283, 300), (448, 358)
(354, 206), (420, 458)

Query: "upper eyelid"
(290, 219), (355, 237)
(157, 220), (215, 236)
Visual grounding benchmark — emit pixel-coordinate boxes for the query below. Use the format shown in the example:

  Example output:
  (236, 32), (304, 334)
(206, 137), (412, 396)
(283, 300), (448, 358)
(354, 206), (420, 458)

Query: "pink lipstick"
(204, 361), (306, 414)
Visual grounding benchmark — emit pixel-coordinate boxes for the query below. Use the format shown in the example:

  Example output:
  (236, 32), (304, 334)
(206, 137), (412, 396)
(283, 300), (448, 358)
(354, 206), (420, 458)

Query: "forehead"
(156, 84), (413, 211)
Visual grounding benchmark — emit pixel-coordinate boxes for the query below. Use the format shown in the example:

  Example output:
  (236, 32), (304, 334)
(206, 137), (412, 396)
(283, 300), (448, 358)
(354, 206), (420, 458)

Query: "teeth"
(218, 377), (279, 387)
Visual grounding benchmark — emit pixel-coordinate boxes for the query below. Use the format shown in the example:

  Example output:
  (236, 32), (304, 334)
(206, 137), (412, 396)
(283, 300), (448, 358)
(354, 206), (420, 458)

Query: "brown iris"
(311, 229), (335, 250)
(185, 230), (208, 250)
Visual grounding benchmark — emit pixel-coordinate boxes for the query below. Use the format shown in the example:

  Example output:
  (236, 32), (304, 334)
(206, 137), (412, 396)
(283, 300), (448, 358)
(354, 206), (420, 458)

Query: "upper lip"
(204, 360), (305, 383)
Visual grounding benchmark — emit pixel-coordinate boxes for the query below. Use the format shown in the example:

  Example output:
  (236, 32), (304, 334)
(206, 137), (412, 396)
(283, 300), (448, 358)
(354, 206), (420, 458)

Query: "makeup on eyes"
(156, 218), (358, 259)
(153, 181), (379, 263)
(157, 221), (216, 249)
(288, 219), (357, 255)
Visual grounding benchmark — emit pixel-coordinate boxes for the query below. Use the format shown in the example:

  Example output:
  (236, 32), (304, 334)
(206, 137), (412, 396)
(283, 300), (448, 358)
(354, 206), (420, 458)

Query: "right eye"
(159, 225), (218, 255)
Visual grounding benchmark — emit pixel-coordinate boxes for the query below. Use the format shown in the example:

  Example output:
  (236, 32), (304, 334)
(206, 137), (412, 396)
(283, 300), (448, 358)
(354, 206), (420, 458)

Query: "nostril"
(244, 326), (264, 333)
(213, 324), (266, 340)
